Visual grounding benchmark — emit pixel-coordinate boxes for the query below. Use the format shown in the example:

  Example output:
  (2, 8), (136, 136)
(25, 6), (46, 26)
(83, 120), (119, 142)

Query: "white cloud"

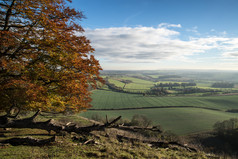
(80, 24), (238, 66)
(158, 23), (182, 28)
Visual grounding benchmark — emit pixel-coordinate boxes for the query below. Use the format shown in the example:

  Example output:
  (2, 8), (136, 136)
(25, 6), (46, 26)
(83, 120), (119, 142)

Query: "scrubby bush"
(213, 118), (238, 136)
(130, 114), (152, 127)
(213, 118), (238, 154)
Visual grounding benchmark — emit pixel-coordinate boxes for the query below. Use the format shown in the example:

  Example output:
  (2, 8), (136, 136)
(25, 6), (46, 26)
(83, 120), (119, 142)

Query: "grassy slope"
(0, 115), (208, 159)
(121, 77), (154, 90)
(108, 76), (154, 92)
(0, 135), (208, 159)
(108, 79), (125, 87)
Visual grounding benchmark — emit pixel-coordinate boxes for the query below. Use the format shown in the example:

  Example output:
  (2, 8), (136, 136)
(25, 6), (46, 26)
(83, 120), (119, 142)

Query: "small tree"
(0, 0), (103, 114)
(130, 114), (152, 127)
(213, 118), (238, 136)
(121, 80), (132, 89)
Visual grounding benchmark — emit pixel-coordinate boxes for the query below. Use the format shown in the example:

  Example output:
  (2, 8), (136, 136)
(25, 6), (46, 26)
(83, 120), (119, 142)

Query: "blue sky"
(70, 0), (238, 70)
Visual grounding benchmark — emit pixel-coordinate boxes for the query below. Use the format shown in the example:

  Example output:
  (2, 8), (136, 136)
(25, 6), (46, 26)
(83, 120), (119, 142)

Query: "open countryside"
(2, 0), (238, 158)
(82, 70), (238, 135)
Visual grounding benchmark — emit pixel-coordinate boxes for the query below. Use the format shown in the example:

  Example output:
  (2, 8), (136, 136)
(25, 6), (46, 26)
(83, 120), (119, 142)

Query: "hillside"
(0, 113), (211, 159)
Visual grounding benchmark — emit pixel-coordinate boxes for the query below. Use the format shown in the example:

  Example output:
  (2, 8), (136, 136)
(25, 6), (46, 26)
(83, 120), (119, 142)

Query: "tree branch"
(0, 3), (8, 8)
(3, 0), (16, 31)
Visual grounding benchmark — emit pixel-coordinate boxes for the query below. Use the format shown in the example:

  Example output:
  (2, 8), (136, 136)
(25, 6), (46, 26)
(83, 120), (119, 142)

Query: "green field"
(90, 90), (238, 111)
(108, 79), (125, 87)
(82, 108), (238, 135)
(108, 76), (154, 91)
(88, 71), (238, 135)
(81, 89), (238, 135)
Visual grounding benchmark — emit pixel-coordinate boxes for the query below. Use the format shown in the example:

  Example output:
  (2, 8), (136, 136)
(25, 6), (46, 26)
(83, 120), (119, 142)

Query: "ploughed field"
(81, 89), (238, 135)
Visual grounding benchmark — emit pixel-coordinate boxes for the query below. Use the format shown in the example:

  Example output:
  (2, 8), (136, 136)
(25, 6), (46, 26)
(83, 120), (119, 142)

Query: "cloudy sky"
(70, 0), (238, 70)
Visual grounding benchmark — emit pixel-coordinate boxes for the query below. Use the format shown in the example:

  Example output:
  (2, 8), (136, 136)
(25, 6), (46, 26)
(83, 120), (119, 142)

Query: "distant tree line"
(158, 75), (182, 79)
(154, 82), (196, 89)
(145, 87), (168, 96)
(211, 82), (235, 88)
(179, 88), (220, 94)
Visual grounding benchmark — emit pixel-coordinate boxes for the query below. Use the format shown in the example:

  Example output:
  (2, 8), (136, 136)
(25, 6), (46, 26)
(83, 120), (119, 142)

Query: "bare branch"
(0, 24), (27, 28)
(3, 0), (16, 31)
(0, 3), (8, 8)
(28, 110), (41, 120)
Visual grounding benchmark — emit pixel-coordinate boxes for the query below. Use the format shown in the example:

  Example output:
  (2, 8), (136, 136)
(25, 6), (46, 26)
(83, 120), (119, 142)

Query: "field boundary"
(89, 106), (222, 111)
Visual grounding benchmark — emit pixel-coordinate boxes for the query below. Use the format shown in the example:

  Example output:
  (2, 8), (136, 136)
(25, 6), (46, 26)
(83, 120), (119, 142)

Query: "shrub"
(213, 118), (238, 136)
(130, 114), (152, 127)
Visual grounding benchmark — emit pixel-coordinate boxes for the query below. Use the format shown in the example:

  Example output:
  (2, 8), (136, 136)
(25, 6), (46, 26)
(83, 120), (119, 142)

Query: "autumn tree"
(0, 0), (103, 114)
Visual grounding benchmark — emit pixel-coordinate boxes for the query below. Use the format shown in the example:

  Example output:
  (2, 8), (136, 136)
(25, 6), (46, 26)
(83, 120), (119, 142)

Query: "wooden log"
(0, 112), (121, 146)
(0, 112), (121, 134)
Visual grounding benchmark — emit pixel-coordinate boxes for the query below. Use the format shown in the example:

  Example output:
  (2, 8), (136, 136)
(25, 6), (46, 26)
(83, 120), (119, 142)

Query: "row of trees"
(154, 82), (196, 89)
(178, 88), (220, 94)
(211, 82), (235, 88)
(145, 87), (168, 96)
(158, 75), (181, 79)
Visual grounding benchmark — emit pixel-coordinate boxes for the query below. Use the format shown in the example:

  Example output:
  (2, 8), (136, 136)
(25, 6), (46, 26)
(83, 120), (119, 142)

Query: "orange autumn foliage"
(0, 0), (103, 112)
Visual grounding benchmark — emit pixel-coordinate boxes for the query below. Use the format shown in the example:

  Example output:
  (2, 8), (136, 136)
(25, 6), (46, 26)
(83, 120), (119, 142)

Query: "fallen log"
(0, 111), (121, 146)
(0, 111), (121, 134)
